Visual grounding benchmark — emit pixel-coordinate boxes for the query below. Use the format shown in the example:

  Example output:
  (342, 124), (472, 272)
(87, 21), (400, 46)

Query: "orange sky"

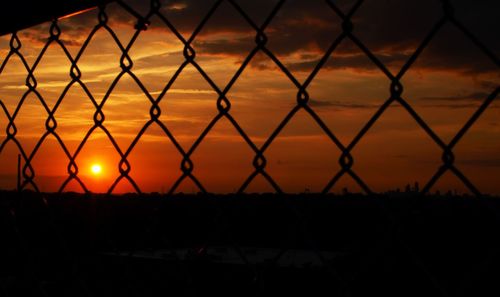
(0, 0), (499, 194)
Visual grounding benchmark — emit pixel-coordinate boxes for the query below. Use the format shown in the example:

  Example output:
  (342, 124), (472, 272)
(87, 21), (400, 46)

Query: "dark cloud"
(458, 158), (500, 168)
(309, 95), (499, 110)
(193, 38), (255, 57)
(160, 0), (500, 75)
(12, 0), (500, 76)
(413, 91), (500, 109)
(335, 0), (500, 74)
(133, 52), (181, 68)
(478, 80), (499, 90)
(283, 51), (410, 72)
(419, 91), (492, 102)
(420, 103), (499, 109)
(308, 98), (380, 109)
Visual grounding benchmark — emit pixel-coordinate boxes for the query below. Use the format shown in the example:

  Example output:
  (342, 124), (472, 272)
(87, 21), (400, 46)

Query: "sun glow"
(91, 164), (102, 175)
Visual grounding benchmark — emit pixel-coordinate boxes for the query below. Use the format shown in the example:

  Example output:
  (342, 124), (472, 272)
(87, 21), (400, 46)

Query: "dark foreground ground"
(1, 190), (500, 297)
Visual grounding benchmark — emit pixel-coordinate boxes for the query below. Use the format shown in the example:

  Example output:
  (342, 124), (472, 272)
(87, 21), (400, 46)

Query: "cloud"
(193, 38), (255, 57)
(458, 158), (500, 168)
(421, 103), (499, 109)
(158, 0), (500, 75)
(419, 91), (492, 102)
(309, 95), (499, 110)
(417, 90), (500, 108)
(8, 0), (500, 77)
(308, 98), (380, 109)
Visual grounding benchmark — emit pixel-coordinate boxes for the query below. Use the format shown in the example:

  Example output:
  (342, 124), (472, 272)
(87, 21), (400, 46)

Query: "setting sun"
(91, 164), (103, 175)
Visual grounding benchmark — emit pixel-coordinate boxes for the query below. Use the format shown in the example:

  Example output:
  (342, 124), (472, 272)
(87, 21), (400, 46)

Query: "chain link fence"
(0, 2), (500, 296)
(0, 0), (499, 196)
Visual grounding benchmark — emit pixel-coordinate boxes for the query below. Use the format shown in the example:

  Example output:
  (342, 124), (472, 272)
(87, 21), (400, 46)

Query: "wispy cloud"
(308, 98), (380, 109)
(419, 91), (492, 102)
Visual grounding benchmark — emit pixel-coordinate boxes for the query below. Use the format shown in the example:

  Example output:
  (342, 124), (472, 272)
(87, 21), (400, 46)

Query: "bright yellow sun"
(91, 164), (102, 175)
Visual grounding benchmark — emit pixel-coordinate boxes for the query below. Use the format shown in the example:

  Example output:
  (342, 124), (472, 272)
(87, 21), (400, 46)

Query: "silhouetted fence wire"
(0, 0), (499, 196)
(1, 2), (500, 296)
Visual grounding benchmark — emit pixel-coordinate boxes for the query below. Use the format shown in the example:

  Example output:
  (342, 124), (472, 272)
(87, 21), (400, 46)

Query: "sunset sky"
(0, 0), (499, 194)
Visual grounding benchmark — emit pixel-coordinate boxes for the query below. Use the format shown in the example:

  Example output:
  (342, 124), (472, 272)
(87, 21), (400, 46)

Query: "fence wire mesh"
(1, 2), (500, 296)
(0, 0), (499, 196)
